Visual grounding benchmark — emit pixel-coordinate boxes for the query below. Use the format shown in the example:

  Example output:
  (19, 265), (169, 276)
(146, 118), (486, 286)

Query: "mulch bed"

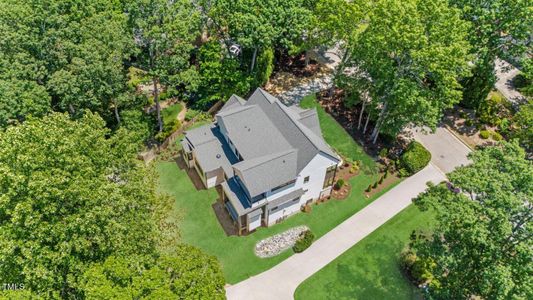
(331, 162), (360, 200)
(274, 51), (321, 78)
(364, 172), (401, 198)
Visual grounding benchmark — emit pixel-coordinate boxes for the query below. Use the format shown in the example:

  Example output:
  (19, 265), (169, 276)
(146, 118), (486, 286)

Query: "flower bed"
(254, 226), (310, 258)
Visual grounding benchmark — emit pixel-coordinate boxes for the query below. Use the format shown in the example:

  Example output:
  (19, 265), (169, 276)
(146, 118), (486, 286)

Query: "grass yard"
(162, 103), (183, 124)
(294, 204), (435, 300)
(156, 94), (392, 284)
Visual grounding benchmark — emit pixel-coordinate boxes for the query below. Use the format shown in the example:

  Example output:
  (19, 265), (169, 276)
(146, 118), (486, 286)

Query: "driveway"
(411, 126), (472, 174)
(225, 127), (471, 300)
(495, 58), (527, 106)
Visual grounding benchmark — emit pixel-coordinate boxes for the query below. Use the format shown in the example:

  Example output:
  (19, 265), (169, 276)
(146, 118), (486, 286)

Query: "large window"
(323, 165), (336, 188)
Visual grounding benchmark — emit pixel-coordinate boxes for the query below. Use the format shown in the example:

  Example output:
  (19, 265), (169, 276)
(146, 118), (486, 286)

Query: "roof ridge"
(217, 104), (255, 117)
(235, 149), (296, 171)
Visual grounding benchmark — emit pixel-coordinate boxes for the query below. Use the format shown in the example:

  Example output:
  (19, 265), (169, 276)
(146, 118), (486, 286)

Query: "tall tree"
(126, 0), (200, 133)
(411, 141), (533, 299)
(81, 245), (225, 299)
(204, 0), (312, 73)
(0, 0), (134, 126)
(345, 0), (471, 143)
(450, 0), (532, 108)
(0, 113), (172, 297)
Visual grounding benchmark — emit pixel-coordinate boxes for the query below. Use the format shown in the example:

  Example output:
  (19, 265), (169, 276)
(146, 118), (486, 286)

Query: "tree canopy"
(411, 141), (533, 299)
(0, 112), (196, 297)
(344, 0), (472, 142)
(0, 0), (133, 125)
(451, 0), (532, 108)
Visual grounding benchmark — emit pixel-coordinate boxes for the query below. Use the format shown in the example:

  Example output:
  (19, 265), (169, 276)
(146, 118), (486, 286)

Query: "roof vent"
(216, 154), (221, 159)
(282, 160), (286, 163)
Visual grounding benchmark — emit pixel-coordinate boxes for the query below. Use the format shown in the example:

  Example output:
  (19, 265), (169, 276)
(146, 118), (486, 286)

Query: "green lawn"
(157, 94), (388, 284)
(162, 103), (183, 124)
(294, 204), (435, 300)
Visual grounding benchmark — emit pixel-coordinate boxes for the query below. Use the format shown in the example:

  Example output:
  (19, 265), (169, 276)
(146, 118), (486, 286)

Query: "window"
(304, 176), (310, 184)
(271, 179), (296, 193)
(323, 165), (336, 188)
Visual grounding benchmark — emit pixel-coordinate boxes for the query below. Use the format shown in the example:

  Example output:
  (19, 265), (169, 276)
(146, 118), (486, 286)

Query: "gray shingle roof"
(186, 88), (339, 198)
(233, 150), (297, 197)
(184, 125), (238, 176)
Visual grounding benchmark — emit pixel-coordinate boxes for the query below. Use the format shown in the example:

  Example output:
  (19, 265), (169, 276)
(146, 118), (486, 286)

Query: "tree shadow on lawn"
(321, 237), (419, 300)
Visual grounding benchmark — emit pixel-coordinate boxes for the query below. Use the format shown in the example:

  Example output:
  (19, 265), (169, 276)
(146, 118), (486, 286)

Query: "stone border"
(254, 226), (309, 258)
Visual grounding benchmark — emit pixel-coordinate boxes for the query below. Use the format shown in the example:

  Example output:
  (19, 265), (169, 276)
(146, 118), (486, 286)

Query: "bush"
(384, 170), (389, 179)
(378, 176), (384, 184)
(366, 185), (372, 192)
(464, 119), (473, 127)
(479, 130), (490, 139)
(400, 250), (436, 285)
(479, 91), (511, 126)
(335, 179), (345, 190)
(400, 141), (431, 175)
(372, 181), (378, 189)
(379, 148), (389, 158)
(156, 119), (181, 142)
(185, 109), (200, 121)
(491, 131), (503, 141)
(293, 230), (315, 253)
(398, 168), (410, 177)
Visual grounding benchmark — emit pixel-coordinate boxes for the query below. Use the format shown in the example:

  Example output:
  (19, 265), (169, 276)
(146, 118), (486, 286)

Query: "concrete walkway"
(226, 127), (471, 300)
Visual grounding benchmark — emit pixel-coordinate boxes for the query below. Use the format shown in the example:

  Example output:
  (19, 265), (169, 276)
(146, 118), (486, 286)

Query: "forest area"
(0, 0), (531, 299)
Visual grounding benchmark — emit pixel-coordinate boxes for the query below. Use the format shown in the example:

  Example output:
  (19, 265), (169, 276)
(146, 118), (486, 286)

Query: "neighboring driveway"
(225, 127), (471, 300)
(495, 58), (527, 106)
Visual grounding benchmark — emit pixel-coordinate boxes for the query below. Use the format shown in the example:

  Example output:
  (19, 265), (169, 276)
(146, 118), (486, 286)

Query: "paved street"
(226, 126), (471, 300)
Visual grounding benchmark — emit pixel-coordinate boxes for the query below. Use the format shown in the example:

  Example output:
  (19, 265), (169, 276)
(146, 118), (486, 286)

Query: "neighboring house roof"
(184, 88), (340, 199)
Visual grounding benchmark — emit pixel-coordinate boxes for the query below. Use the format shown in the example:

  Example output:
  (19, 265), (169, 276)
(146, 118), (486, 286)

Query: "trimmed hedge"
(293, 230), (315, 253)
(400, 141), (431, 175)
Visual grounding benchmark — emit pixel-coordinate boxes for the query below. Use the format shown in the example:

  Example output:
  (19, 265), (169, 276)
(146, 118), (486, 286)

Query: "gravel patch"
(254, 226), (310, 258)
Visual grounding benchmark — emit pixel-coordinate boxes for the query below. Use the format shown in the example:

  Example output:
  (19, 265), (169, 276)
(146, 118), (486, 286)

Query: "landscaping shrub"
(379, 148), (389, 158)
(372, 181), (378, 189)
(366, 185), (372, 192)
(400, 249), (437, 286)
(398, 168), (410, 178)
(335, 179), (345, 190)
(491, 131), (503, 141)
(384, 170), (389, 179)
(464, 119), (473, 127)
(293, 230), (315, 253)
(479, 130), (490, 139)
(479, 91), (511, 126)
(378, 176), (384, 184)
(156, 119), (181, 142)
(400, 141), (431, 175)
(185, 109), (200, 121)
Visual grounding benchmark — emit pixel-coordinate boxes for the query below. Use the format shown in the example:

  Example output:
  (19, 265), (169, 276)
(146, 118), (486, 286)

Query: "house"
(180, 88), (341, 235)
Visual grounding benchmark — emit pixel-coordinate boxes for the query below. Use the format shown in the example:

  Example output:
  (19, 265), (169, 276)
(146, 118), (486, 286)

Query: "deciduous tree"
(126, 0), (200, 133)
(0, 113), (171, 297)
(411, 141), (533, 299)
(450, 0), (532, 108)
(345, 0), (471, 143)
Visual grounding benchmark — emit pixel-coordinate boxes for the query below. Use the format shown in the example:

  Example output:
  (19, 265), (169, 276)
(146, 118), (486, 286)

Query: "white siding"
(296, 152), (338, 204)
(267, 198), (301, 226)
(206, 175), (217, 188)
(248, 214), (261, 231)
